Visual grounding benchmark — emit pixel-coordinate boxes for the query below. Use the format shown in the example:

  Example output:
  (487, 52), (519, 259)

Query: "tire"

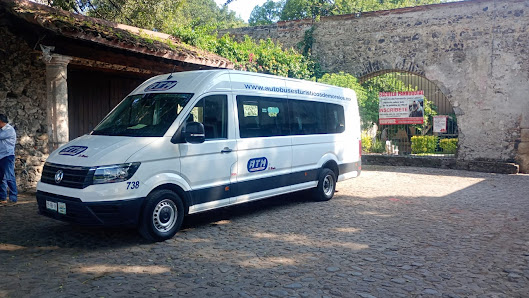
(313, 168), (337, 201)
(138, 189), (184, 242)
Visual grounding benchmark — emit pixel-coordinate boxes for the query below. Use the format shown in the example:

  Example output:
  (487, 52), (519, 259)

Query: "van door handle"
(221, 147), (233, 153)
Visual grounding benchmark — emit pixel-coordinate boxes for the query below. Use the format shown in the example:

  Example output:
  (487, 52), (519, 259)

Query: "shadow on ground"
(0, 191), (315, 251)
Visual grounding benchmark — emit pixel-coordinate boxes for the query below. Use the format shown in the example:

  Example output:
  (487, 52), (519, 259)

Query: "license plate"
(58, 202), (66, 215)
(46, 200), (57, 211)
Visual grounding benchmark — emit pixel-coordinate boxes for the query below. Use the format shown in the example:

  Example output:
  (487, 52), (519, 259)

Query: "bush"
(361, 133), (372, 153)
(371, 139), (385, 153)
(411, 135), (438, 154)
(439, 138), (458, 154)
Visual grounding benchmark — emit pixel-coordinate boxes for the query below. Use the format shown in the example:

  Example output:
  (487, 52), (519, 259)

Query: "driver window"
(188, 95), (228, 140)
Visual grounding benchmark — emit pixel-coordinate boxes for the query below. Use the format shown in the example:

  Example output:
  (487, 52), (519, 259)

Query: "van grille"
(41, 163), (94, 189)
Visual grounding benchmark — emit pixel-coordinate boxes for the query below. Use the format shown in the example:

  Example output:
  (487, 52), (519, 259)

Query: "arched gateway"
(222, 0), (529, 172)
(359, 70), (458, 155)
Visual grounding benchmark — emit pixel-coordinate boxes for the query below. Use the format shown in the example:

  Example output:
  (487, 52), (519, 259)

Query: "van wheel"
(313, 168), (336, 201)
(139, 189), (184, 242)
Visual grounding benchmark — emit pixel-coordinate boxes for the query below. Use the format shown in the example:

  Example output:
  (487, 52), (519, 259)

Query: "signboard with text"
(379, 91), (425, 125)
(433, 115), (448, 133)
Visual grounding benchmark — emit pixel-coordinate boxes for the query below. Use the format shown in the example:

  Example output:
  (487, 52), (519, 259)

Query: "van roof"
(130, 70), (356, 103)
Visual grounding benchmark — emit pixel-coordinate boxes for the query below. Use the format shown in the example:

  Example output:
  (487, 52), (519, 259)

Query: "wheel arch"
(322, 159), (339, 177)
(147, 183), (191, 215)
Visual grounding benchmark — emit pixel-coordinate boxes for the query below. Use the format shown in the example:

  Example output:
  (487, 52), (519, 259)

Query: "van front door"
(179, 94), (237, 213)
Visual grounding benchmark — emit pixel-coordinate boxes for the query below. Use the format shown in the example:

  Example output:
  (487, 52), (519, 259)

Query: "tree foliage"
(317, 72), (366, 105)
(315, 72), (438, 130)
(249, 0), (284, 26)
(173, 29), (317, 79)
(281, 0), (333, 21)
(43, 0), (245, 31)
(245, 0), (444, 23)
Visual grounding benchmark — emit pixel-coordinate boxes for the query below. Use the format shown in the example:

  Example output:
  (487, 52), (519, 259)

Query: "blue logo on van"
(144, 81), (178, 92)
(59, 146), (88, 156)
(247, 157), (268, 173)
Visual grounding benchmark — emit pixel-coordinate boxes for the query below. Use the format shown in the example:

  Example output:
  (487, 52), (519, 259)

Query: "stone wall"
(221, 0), (529, 172)
(0, 27), (48, 191)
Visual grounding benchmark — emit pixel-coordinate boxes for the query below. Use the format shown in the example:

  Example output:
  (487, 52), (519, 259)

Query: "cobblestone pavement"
(1, 166), (528, 298)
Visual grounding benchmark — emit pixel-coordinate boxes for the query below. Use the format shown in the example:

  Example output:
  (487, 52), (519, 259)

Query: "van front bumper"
(36, 191), (144, 226)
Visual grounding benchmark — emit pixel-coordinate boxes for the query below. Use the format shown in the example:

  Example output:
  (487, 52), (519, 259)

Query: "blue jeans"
(0, 155), (17, 202)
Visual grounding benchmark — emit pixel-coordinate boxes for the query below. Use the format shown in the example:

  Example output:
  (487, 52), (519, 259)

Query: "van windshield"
(92, 93), (193, 137)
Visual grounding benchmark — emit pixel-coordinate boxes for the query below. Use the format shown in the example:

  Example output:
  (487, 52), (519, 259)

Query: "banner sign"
(433, 115), (448, 133)
(379, 91), (425, 125)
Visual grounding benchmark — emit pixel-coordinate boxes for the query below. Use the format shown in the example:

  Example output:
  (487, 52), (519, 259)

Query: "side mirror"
(183, 122), (205, 144)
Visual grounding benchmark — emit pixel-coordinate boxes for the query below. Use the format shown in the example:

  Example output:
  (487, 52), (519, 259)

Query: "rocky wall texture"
(222, 0), (529, 172)
(0, 26), (48, 191)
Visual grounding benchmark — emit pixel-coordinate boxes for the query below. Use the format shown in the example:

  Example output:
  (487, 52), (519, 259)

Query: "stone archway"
(359, 70), (459, 155)
(223, 0), (529, 172)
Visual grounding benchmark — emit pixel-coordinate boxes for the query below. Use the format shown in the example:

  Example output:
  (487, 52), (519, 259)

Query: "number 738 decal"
(127, 181), (140, 190)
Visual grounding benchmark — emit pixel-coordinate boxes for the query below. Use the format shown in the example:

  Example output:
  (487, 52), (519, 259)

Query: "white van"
(36, 70), (362, 241)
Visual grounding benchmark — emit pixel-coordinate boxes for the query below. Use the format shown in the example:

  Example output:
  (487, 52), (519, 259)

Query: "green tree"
(170, 0), (244, 30)
(87, 0), (184, 31)
(317, 72), (373, 128)
(43, 0), (244, 32)
(280, 0), (333, 21)
(249, 0), (284, 25)
(279, 0), (443, 21)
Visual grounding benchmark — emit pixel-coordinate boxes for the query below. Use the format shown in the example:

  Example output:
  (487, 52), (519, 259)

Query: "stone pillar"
(45, 54), (72, 152)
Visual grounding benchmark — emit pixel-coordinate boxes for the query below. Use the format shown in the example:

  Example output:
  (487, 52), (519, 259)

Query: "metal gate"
(359, 71), (458, 156)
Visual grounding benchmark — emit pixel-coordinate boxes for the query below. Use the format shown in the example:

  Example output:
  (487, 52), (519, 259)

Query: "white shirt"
(0, 123), (16, 159)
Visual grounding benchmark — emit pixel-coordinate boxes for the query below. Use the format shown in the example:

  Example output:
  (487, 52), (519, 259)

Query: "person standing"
(0, 113), (17, 204)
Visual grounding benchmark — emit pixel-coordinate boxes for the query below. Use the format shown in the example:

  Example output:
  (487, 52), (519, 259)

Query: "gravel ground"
(0, 166), (528, 297)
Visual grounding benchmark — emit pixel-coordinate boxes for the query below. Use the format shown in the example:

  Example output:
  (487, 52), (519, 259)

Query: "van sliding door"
(234, 95), (292, 202)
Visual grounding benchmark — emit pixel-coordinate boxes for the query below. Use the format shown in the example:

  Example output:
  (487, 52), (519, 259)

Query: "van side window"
(188, 95), (228, 140)
(325, 103), (346, 133)
(289, 100), (326, 135)
(289, 100), (345, 135)
(237, 96), (289, 138)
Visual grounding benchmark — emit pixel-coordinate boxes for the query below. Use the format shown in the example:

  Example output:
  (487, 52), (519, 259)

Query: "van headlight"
(92, 162), (141, 185)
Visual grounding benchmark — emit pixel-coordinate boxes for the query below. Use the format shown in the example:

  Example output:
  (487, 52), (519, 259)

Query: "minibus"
(36, 70), (362, 241)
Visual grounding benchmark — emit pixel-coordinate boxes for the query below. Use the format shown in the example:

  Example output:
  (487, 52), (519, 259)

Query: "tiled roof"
(0, 0), (233, 69)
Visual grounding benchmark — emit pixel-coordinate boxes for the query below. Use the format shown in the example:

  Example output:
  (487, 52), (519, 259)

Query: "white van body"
(36, 70), (361, 241)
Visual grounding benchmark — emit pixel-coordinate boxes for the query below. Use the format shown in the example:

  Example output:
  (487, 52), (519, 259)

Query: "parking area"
(1, 166), (528, 297)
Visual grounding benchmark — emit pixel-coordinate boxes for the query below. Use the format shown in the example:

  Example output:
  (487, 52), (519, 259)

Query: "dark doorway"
(67, 69), (148, 140)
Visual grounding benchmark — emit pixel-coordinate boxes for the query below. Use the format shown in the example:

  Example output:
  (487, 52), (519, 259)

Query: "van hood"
(47, 135), (156, 167)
